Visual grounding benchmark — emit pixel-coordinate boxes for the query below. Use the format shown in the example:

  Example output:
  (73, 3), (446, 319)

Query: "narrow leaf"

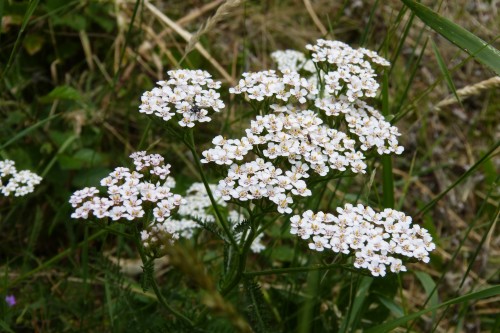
(431, 40), (462, 107)
(3, 0), (40, 75)
(366, 285), (500, 333)
(378, 296), (404, 317)
(39, 85), (82, 103)
(401, 0), (500, 75)
(0, 114), (59, 150)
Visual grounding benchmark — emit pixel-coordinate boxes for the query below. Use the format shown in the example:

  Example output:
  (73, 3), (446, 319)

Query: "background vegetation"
(0, 0), (498, 332)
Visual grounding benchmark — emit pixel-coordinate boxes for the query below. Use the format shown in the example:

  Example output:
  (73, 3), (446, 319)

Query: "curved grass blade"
(430, 40), (463, 108)
(365, 285), (500, 333)
(0, 114), (59, 150)
(401, 0), (500, 75)
(3, 0), (40, 76)
(417, 140), (500, 216)
(381, 71), (394, 209)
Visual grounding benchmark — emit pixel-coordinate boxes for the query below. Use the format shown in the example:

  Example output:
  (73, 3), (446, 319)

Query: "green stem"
(244, 262), (356, 277)
(220, 217), (257, 296)
(138, 118), (152, 150)
(381, 70), (394, 209)
(133, 227), (194, 327)
(193, 209), (259, 326)
(184, 129), (240, 252)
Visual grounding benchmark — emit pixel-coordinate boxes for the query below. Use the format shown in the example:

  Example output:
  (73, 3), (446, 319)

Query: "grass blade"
(340, 276), (373, 333)
(3, 0), (40, 75)
(430, 40), (462, 108)
(381, 71), (394, 208)
(414, 271), (438, 322)
(401, 0), (500, 75)
(366, 285), (500, 333)
(0, 114), (59, 150)
(417, 140), (500, 216)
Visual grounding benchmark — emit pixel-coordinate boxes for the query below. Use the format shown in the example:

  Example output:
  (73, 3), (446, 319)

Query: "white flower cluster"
(290, 204), (435, 277)
(202, 109), (367, 213)
(270, 50), (316, 73)
(69, 151), (183, 222)
(315, 97), (404, 154)
(0, 159), (42, 197)
(229, 70), (318, 103)
(306, 39), (390, 102)
(141, 182), (265, 253)
(139, 69), (225, 128)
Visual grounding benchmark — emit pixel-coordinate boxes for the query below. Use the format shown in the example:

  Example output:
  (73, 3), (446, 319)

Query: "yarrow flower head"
(270, 50), (316, 73)
(229, 69), (318, 104)
(203, 40), (403, 215)
(306, 39), (390, 100)
(141, 182), (265, 254)
(290, 204), (435, 277)
(202, 107), (368, 214)
(69, 151), (184, 225)
(0, 160), (42, 197)
(139, 69), (225, 128)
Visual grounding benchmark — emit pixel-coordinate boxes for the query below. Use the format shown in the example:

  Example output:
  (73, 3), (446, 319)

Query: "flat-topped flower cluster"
(69, 152), (183, 221)
(290, 204), (435, 277)
(202, 108), (367, 213)
(307, 39), (390, 101)
(199, 39), (402, 214)
(139, 69), (225, 128)
(0, 159), (42, 197)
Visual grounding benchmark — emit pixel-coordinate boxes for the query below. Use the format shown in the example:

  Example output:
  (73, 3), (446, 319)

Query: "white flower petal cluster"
(141, 182), (265, 253)
(235, 41), (403, 157)
(290, 204), (435, 277)
(0, 159), (42, 197)
(69, 151), (183, 222)
(315, 97), (404, 154)
(306, 39), (390, 101)
(229, 70), (318, 103)
(139, 69), (225, 127)
(202, 108), (367, 213)
(270, 50), (316, 73)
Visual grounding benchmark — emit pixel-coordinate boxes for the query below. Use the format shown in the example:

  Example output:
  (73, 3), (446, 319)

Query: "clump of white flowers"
(290, 204), (435, 277)
(69, 151), (184, 222)
(306, 39), (390, 101)
(202, 39), (403, 214)
(139, 69), (225, 128)
(0, 159), (42, 197)
(229, 69), (318, 103)
(315, 97), (404, 155)
(270, 50), (316, 73)
(202, 108), (367, 213)
(69, 39), (433, 276)
(141, 182), (265, 253)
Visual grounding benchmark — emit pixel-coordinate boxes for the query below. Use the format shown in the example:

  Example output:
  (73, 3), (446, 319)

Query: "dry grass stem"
(435, 76), (500, 110)
(303, 0), (329, 36)
(144, 0), (235, 84)
(176, 0), (226, 26)
(184, 0), (246, 57)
